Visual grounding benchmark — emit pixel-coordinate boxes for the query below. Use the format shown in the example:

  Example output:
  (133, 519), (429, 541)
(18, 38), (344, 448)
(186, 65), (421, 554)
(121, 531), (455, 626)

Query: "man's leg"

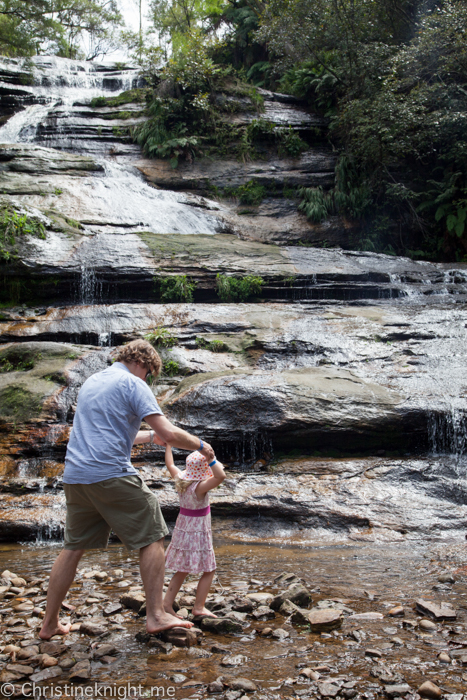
(139, 539), (193, 633)
(39, 548), (84, 640)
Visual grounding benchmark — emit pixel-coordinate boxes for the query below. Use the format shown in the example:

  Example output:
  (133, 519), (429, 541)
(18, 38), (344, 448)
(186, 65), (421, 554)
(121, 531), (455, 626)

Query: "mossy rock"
(0, 385), (43, 422)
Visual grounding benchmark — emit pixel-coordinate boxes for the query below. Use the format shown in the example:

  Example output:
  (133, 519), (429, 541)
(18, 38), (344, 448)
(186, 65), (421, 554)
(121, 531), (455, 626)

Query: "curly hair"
(115, 339), (162, 376)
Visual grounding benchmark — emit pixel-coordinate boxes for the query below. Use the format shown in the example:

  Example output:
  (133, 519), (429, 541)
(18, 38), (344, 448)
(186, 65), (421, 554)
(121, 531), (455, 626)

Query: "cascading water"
(0, 55), (227, 238)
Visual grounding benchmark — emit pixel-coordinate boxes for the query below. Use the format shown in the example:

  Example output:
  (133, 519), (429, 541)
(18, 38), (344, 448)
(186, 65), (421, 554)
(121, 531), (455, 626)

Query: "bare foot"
(163, 604), (183, 619)
(147, 611), (193, 634)
(192, 607), (217, 618)
(39, 621), (71, 640)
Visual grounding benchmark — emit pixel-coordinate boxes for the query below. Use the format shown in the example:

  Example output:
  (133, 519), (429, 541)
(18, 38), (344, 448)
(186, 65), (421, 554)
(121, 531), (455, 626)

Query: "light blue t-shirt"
(63, 362), (163, 484)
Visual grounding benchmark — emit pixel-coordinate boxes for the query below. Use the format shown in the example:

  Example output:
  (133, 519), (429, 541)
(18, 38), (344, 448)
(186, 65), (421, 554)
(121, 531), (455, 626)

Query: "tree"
(0, 0), (122, 59)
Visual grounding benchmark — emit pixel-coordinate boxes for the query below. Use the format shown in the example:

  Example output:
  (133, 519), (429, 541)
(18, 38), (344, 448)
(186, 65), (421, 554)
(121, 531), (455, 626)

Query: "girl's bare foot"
(39, 621), (71, 640)
(192, 607), (217, 618)
(163, 604), (183, 619)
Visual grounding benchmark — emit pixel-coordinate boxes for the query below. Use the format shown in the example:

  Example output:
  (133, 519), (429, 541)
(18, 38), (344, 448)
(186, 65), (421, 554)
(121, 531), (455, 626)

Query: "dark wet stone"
(69, 660), (91, 681)
(39, 642), (66, 656)
(207, 680), (224, 693)
(365, 648), (383, 658)
(195, 616), (243, 634)
(93, 644), (119, 658)
(251, 605), (275, 620)
(160, 626), (199, 647)
(103, 602), (123, 617)
(211, 644), (230, 653)
(270, 583), (312, 610)
(79, 622), (107, 636)
(229, 596), (254, 613)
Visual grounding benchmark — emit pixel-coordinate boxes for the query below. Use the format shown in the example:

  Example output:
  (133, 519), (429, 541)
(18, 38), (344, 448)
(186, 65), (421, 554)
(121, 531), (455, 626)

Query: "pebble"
(299, 668), (320, 681)
(317, 682), (340, 698)
(437, 572), (455, 584)
(384, 684), (412, 697)
(245, 592), (273, 605)
(308, 608), (343, 631)
(418, 680), (442, 699)
(229, 678), (258, 692)
(41, 653), (58, 668)
(419, 619), (437, 631)
(347, 612), (384, 621)
(208, 680), (224, 693)
(388, 606), (404, 617)
(251, 605), (275, 620)
(365, 648), (383, 658)
(438, 651), (450, 663)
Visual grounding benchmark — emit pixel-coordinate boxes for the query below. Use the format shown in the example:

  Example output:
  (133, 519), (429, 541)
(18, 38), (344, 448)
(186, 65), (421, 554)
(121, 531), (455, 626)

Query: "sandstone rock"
(229, 678), (257, 692)
(41, 654), (58, 668)
(93, 644), (119, 659)
(69, 660), (91, 681)
(39, 642), (66, 656)
(30, 666), (62, 682)
(260, 627), (273, 636)
(103, 602), (123, 617)
(196, 616), (243, 634)
(274, 572), (302, 586)
(119, 592), (146, 612)
(418, 681), (442, 699)
(17, 646), (39, 660)
(207, 680), (224, 693)
(79, 622), (106, 636)
(438, 652), (450, 663)
(252, 605), (275, 620)
(388, 606), (404, 617)
(317, 683), (340, 698)
(299, 668), (320, 681)
(245, 592), (273, 605)
(272, 627), (289, 640)
(419, 619), (437, 631)
(6, 664), (34, 676)
(270, 582), (312, 610)
(437, 572), (455, 584)
(230, 596), (254, 613)
(384, 685), (412, 697)
(365, 648), (383, 658)
(415, 599), (456, 621)
(347, 612), (384, 621)
(160, 627), (199, 648)
(3, 644), (21, 654)
(59, 658), (77, 670)
(308, 608), (343, 632)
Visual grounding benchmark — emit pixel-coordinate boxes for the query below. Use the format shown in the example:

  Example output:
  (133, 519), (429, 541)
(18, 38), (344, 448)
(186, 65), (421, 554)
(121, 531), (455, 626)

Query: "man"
(39, 339), (215, 640)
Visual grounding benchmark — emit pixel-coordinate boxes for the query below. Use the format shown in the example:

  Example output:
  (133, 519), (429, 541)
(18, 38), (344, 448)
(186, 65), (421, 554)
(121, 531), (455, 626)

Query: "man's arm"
(144, 413), (215, 462)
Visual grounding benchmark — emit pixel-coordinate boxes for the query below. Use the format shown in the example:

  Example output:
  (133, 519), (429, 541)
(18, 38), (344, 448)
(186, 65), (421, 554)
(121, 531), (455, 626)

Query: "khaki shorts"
(63, 474), (169, 551)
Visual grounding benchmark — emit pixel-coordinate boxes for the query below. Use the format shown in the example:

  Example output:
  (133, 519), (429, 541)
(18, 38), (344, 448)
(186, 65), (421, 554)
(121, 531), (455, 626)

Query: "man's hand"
(200, 441), (215, 462)
(153, 434), (166, 446)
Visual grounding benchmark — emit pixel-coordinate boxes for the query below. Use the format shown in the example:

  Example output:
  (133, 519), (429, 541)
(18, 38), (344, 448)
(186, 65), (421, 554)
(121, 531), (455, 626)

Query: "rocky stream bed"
(0, 54), (466, 699)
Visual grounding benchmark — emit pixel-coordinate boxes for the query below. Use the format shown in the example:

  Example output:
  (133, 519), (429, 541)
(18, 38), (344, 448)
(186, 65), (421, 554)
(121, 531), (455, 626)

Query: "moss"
(42, 371), (67, 385)
(0, 346), (40, 373)
(0, 385), (43, 421)
(90, 89), (148, 109)
(102, 110), (140, 120)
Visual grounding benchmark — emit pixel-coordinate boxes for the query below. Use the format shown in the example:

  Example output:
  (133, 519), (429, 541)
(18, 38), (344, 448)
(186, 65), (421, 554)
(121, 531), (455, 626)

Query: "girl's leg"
(192, 571), (216, 617)
(164, 571), (188, 617)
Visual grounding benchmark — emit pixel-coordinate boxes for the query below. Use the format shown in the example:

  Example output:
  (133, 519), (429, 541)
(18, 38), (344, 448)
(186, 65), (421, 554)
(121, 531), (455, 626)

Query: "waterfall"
(0, 55), (225, 242)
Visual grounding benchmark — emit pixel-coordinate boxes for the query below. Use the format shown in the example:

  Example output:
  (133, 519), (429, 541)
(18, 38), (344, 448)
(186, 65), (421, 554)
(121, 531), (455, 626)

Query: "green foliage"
(158, 275), (196, 302)
(216, 273), (264, 302)
(162, 359), (180, 376)
(277, 127), (308, 157)
(54, 188), (63, 195)
(90, 89), (148, 109)
(65, 217), (82, 230)
(145, 326), (178, 348)
(0, 0), (123, 60)
(0, 206), (46, 262)
(196, 336), (229, 352)
(233, 179), (267, 205)
(0, 385), (43, 422)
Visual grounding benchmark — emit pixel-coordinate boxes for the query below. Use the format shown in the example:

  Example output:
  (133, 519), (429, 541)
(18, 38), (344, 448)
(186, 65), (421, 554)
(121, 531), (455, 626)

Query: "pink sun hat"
(181, 451), (214, 481)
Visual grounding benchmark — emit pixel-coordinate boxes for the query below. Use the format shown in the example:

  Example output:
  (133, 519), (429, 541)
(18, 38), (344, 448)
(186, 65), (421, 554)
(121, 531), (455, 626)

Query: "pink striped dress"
(165, 481), (216, 573)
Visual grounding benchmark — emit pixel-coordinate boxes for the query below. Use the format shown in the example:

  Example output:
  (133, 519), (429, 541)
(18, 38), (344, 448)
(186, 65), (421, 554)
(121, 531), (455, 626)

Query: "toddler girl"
(164, 445), (225, 618)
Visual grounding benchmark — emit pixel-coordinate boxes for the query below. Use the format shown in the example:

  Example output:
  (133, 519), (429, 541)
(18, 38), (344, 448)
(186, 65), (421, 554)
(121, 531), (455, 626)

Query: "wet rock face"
(163, 366), (421, 453)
